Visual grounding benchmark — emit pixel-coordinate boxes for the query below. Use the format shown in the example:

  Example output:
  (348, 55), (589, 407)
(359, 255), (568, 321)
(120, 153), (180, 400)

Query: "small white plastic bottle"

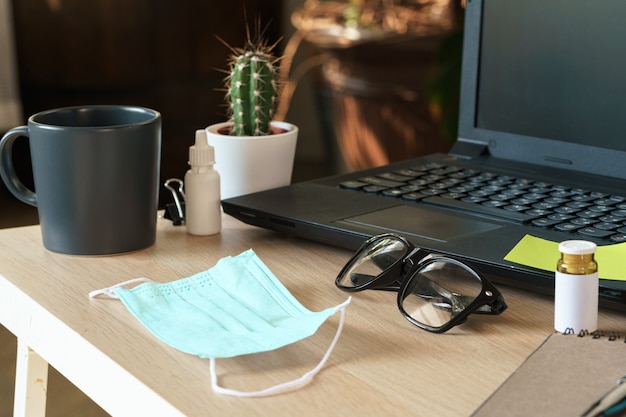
(554, 240), (598, 334)
(184, 129), (221, 236)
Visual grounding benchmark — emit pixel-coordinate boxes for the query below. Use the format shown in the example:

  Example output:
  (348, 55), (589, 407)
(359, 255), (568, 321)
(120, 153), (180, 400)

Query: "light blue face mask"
(89, 249), (350, 397)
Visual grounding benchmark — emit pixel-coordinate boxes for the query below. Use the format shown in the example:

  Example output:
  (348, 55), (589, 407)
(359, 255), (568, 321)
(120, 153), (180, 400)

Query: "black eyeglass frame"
(335, 233), (508, 333)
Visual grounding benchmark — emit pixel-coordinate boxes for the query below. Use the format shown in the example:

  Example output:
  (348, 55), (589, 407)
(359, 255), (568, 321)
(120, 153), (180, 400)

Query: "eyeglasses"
(335, 233), (507, 333)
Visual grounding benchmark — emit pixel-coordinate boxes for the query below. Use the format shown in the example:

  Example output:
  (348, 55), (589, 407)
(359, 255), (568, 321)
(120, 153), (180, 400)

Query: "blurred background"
(0, 1), (464, 415)
(0, 0), (464, 228)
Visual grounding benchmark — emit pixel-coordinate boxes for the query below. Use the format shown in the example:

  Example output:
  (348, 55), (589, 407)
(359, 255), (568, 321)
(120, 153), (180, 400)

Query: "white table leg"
(14, 338), (48, 417)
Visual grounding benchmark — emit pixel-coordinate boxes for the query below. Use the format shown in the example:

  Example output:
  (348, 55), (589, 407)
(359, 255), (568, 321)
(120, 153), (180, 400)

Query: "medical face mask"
(89, 249), (350, 397)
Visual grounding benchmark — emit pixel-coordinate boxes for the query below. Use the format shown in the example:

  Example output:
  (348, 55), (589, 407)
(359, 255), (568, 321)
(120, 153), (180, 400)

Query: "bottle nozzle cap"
(558, 240), (597, 255)
(189, 129), (215, 166)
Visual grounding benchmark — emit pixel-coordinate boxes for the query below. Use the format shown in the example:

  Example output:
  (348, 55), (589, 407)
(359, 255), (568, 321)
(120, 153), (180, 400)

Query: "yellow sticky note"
(504, 235), (626, 281)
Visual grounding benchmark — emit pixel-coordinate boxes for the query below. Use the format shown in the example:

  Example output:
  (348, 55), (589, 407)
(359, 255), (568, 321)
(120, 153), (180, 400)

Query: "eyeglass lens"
(400, 261), (483, 328)
(336, 236), (407, 289)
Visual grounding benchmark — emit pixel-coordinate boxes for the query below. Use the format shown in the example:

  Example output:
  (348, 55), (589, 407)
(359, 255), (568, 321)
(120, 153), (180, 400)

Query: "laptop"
(222, 0), (626, 310)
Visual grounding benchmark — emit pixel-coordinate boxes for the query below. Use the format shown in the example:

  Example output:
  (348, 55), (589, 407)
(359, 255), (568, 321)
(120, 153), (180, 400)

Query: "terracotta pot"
(205, 121), (298, 200)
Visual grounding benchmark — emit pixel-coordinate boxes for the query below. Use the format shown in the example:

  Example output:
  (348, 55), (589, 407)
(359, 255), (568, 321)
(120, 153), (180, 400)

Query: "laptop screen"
(458, 0), (626, 177)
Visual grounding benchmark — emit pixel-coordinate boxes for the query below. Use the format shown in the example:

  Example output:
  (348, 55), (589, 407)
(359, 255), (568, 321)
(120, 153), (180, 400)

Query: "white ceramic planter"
(205, 121), (299, 200)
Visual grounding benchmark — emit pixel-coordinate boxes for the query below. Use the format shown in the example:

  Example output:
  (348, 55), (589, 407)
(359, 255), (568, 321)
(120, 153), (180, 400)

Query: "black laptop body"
(222, 0), (626, 310)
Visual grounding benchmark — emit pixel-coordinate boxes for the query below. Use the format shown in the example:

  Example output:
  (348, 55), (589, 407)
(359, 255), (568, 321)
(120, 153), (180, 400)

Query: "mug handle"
(0, 127), (37, 207)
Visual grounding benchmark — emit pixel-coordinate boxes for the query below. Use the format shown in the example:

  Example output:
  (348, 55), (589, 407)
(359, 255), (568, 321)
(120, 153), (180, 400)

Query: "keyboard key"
(470, 189), (497, 198)
(471, 172), (498, 181)
(440, 178), (465, 186)
(599, 215), (625, 223)
(547, 213), (574, 221)
(489, 193), (515, 201)
(394, 169), (425, 178)
(495, 175), (516, 181)
(526, 209), (553, 217)
(511, 197), (539, 205)
(552, 185), (570, 192)
(578, 227), (614, 238)
(402, 192), (428, 202)
(610, 234), (626, 243)
(533, 202), (560, 210)
(482, 200), (508, 208)
(378, 173), (414, 182)
(448, 185), (479, 193)
(528, 187), (551, 194)
(428, 182), (453, 190)
(554, 223), (582, 232)
(501, 188), (527, 196)
(508, 182), (533, 191)
(360, 176), (404, 188)
(554, 206), (580, 215)
(532, 218), (562, 227)
(594, 222), (620, 231)
(481, 183), (506, 190)
(588, 205), (614, 213)
(382, 189), (410, 198)
(571, 194), (599, 202)
(570, 217), (598, 226)
(577, 210), (604, 218)
(523, 192), (548, 200)
(504, 204), (531, 212)
(422, 174), (446, 182)
(488, 178), (513, 186)
(431, 166), (463, 175)
(340, 180), (368, 190)
(411, 163), (445, 171)
(593, 198), (620, 206)
(440, 192), (466, 200)
(461, 196), (488, 204)
(449, 170), (479, 179)
(410, 178), (436, 186)
(565, 201), (592, 209)
(420, 188), (446, 196)
(363, 185), (388, 193)
(400, 185), (424, 193)
(550, 190), (575, 198)
(544, 197), (570, 205)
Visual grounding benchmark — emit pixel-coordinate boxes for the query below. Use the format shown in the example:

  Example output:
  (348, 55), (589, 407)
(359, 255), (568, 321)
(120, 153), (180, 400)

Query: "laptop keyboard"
(339, 162), (626, 243)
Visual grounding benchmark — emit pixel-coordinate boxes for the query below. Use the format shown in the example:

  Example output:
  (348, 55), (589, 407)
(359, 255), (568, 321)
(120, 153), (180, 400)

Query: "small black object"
(163, 178), (186, 225)
(164, 202), (186, 226)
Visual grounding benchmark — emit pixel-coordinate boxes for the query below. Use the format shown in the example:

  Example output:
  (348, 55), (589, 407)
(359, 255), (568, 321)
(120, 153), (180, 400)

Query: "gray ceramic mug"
(0, 105), (161, 255)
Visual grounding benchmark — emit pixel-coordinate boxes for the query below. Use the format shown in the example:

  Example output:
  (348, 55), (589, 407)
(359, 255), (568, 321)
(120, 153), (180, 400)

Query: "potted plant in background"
(206, 28), (299, 200)
(277, 0), (464, 171)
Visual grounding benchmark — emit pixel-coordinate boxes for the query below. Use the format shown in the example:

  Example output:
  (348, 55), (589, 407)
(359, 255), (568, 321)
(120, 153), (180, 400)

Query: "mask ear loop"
(209, 297), (351, 397)
(88, 277), (153, 299)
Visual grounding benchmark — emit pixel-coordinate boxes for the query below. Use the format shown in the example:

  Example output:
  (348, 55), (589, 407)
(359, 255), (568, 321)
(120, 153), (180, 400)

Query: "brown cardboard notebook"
(472, 332), (626, 417)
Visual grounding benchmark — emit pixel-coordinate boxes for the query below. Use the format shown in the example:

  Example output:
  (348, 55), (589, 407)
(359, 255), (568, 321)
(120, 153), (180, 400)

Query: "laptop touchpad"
(341, 205), (502, 242)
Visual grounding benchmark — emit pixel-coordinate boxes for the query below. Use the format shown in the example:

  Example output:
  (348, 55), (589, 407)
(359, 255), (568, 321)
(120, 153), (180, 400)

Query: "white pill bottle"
(554, 240), (598, 334)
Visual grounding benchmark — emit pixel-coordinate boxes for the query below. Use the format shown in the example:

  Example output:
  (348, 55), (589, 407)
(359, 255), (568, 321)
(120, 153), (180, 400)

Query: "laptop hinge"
(449, 140), (489, 159)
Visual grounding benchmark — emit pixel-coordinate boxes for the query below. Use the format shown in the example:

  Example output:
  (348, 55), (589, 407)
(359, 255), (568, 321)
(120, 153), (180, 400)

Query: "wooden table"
(1, 214), (625, 416)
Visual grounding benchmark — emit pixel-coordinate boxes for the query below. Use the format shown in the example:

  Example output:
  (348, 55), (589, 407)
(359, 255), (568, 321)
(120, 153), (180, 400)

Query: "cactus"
(224, 39), (279, 136)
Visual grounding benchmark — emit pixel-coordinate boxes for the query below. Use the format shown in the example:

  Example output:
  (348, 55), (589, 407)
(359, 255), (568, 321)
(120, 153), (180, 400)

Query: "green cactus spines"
(227, 49), (279, 136)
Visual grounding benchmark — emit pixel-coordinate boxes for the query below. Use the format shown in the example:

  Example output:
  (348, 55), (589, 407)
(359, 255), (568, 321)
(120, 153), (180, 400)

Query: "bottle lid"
(189, 129), (215, 166)
(558, 240), (597, 255)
